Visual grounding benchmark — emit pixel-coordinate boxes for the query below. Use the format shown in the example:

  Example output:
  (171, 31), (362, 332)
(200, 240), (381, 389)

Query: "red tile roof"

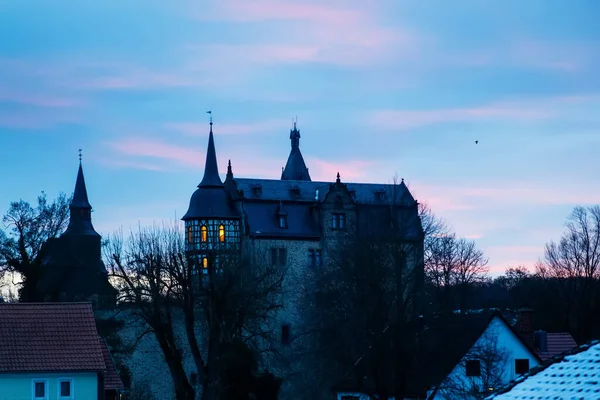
(538, 333), (578, 360)
(0, 302), (106, 373)
(100, 338), (125, 390)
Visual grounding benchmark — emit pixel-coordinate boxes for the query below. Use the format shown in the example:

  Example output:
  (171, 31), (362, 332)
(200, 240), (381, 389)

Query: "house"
(488, 340), (600, 399)
(0, 302), (124, 400)
(333, 311), (542, 400)
(425, 311), (542, 399)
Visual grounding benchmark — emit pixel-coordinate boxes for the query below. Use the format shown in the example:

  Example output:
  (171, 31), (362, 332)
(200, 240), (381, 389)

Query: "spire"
(63, 152), (99, 237)
(226, 159), (233, 181)
(336, 172), (341, 183)
(281, 119), (311, 181)
(71, 150), (91, 209)
(199, 111), (223, 188)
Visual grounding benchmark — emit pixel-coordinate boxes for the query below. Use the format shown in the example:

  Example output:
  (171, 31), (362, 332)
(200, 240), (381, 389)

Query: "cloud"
(106, 137), (204, 168)
(0, 88), (83, 108)
(307, 158), (379, 182)
(371, 95), (600, 130)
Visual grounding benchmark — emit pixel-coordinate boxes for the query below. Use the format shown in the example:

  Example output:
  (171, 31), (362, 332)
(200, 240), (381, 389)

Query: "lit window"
(202, 257), (208, 269)
(33, 380), (46, 399)
(187, 226), (193, 243)
(219, 224), (226, 242)
(201, 226), (208, 242)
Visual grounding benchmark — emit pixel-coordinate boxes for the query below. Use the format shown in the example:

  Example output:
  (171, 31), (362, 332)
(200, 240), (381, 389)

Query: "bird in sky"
(475, 140), (479, 144)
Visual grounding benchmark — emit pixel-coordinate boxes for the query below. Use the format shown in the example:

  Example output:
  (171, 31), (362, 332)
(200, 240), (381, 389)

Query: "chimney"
(516, 308), (534, 337)
(534, 330), (548, 353)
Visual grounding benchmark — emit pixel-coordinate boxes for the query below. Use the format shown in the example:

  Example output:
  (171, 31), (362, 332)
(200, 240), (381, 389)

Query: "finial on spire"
(227, 159), (233, 177)
(78, 148), (83, 164)
(206, 110), (213, 132)
(336, 172), (341, 183)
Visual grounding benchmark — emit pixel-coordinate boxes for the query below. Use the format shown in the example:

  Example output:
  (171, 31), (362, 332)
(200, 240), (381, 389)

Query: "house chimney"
(534, 330), (548, 353)
(516, 308), (534, 337)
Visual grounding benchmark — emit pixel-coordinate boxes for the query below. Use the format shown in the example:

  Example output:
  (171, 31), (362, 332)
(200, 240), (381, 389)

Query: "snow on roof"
(489, 341), (600, 399)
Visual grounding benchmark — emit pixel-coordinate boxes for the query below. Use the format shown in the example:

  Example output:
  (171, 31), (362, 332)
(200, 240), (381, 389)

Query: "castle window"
(251, 185), (262, 197)
(271, 248), (287, 266)
(281, 324), (291, 345)
(348, 189), (356, 200)
(309, 249), (322, 267)
(202, 257), (208, 270)
(279, 215), (288, 229)
(201, 225), (208, 242)
(219, 224), (226, 242)
(289, 186), (301, 197)
(374, 189), (386, 202)
(332, 213), (346, 230)
(187, 226), (193, 243)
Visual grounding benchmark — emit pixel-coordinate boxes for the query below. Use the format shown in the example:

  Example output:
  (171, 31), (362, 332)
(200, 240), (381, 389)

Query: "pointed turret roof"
(198, 121), (224, 188)
(63, 158), (99, 237)
(281, 122), (311, 181)
(182, 117), (239, 220)
(71, 163), (92, 209)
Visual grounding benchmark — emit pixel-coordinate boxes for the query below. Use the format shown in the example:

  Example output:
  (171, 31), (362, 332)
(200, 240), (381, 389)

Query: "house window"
(465, 359), (481, 377)
(59, 379), (73, 398)
(515, 359), (530, 375)
(279, 215), (288, 229)
(270, 248), (287, 266)
(332, 213), (346, 229)
(281, 324), (291, 345)
(219, 224), (226, 242)
(309, 249), (322, 267)
(201, 225), (208, 242)
(32, 380), (47, 399)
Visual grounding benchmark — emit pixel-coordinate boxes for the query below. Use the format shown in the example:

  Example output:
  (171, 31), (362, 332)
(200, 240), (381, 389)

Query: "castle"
(44, 118), (425, 398)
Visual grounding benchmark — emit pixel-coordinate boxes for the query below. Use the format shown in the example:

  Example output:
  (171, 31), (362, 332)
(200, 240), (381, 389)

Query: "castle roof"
(281, 123), (311, 181)
(182, 121), (239, 220)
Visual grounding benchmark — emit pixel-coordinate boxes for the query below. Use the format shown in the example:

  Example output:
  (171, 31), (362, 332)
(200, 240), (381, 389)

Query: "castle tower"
(39, 155), (116, 305)
(281, 122), (311, 181)
(182, 115), (241, 274)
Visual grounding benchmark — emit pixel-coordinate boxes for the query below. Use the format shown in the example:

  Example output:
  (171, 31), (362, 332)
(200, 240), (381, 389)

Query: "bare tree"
(105, 224), (285, 400)
(426, 233), (489, 313)
(433, 329), (509, 400)
(536, 205), (600, 342)
(0, 192), (70, 301)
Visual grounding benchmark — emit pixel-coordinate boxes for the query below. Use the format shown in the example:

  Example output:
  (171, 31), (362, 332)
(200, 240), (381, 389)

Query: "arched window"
(187, 226), (193, 243)
(201, 225), (208, 242)
(202, 257), (208, 269)
(219, 224), (226, 242)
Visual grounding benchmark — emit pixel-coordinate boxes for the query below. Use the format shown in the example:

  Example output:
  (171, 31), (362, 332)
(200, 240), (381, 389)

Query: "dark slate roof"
(539, 333), (578, 360)
(489, 341), (600, 399)
(71, 163), (92, 209)
(281, 125), (311, 181)
(243, 201), (320, 239)
(234, 178), (417, 205)
(0, 302), (106, 372)
(100, 338), (125, 391)
(182, 125), (240, 220)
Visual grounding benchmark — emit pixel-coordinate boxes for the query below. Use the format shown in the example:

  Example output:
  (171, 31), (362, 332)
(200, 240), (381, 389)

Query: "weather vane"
(78, 148), (83, 163)
(206, 110), (212, 125)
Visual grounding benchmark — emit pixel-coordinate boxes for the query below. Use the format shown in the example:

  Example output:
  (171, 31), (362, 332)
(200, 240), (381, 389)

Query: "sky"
(1, 0), (599, 275)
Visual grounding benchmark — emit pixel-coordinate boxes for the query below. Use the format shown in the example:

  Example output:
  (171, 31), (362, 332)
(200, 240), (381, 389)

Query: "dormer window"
(251, 185), (262, 197)
(219, 224), (226, 242)
(201, 225), (208, 242)
(374, 189), (386, 202)
(279, 215), (288, 229)
(290, 185), (301, 197)
(348, 189), (356, 200)
(332, 213), (346, 230)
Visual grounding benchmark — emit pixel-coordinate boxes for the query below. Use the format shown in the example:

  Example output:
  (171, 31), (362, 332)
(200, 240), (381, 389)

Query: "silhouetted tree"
(426, 234), (489, 313)
(106, 225), (284, 400)
(0, 192), (70, 301)
(536, 205), (600, 342)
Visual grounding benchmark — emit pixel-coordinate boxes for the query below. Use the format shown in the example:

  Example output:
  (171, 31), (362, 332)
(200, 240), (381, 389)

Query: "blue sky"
(1, 0), (599, 274)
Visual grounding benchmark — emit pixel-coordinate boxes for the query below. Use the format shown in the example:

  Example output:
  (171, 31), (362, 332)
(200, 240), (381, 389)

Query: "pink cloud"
(307, 158), (379, 182)
(164, 119), (290, 136)
(107, 137), (205, 168)
(0, 89), (83, 107)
